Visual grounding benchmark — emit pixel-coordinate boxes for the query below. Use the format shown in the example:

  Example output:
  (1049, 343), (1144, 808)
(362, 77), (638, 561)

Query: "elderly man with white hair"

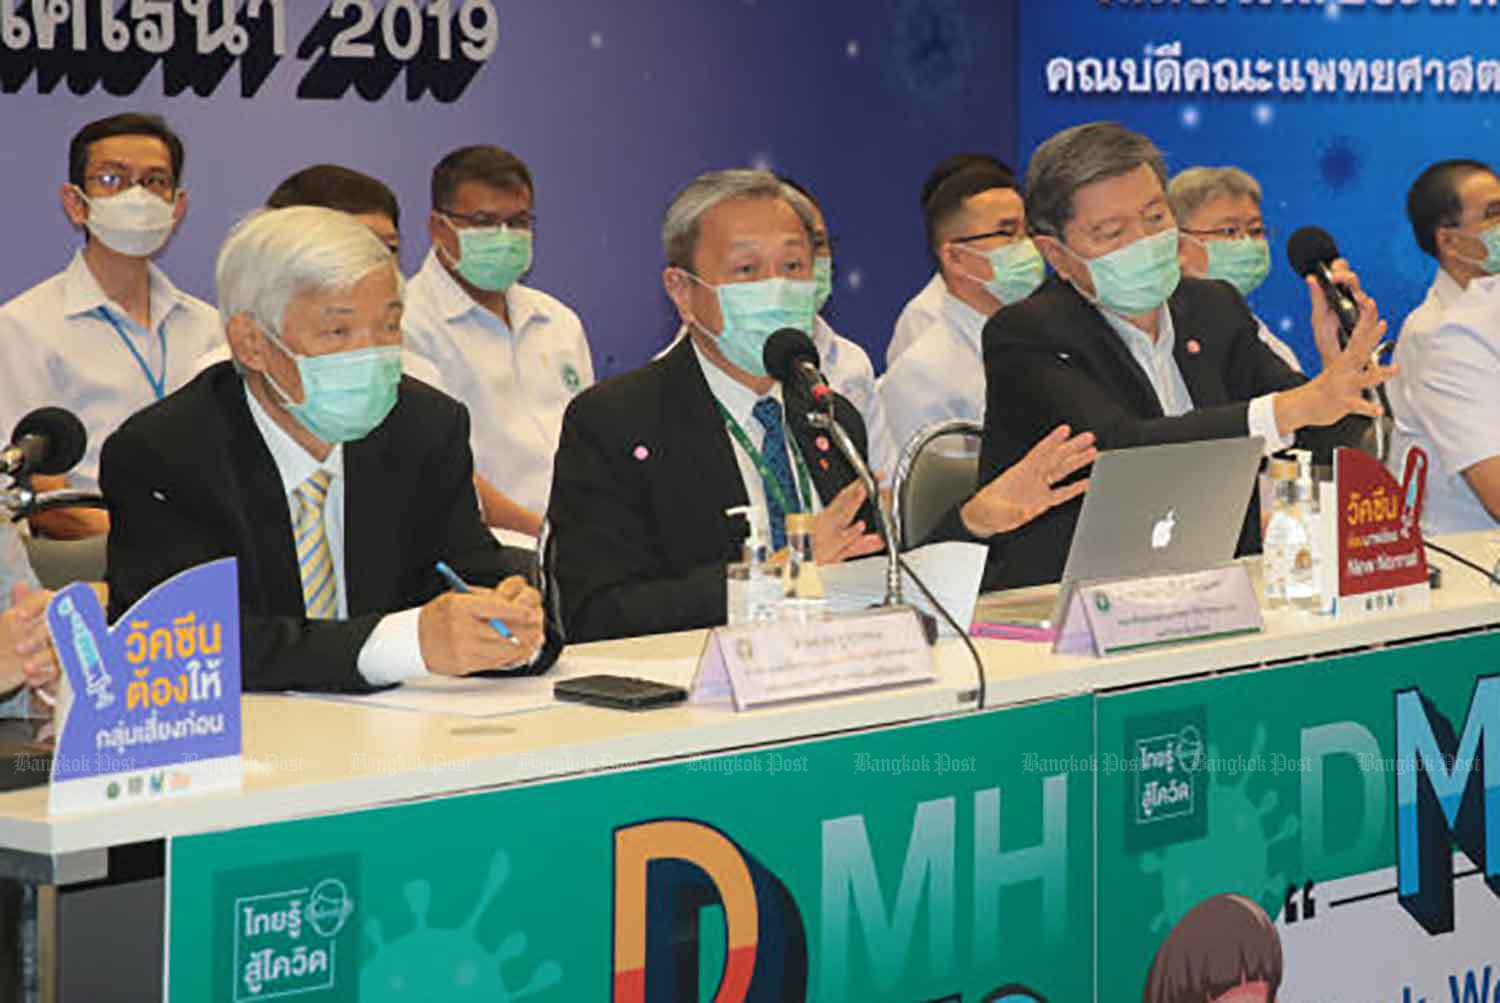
(101, 206), (555, 692)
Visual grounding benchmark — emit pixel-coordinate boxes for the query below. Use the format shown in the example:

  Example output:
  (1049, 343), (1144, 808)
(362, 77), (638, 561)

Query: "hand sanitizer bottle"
(781, 512), (827, 622)
(1264, 458), (1319, 609)
(726, 505), (781, 626)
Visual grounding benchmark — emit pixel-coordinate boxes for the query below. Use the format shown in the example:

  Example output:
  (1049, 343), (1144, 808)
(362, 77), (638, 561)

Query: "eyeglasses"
(441, 208), (535, 231)
(85, 170), (176, 198)
(1183, 224), (1270, 241)
(952, 226), (1024, 244)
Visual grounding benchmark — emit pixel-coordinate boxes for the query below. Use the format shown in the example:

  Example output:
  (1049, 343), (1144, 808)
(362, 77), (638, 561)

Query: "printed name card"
(1325, 446), (1431, 618)
(692, 608), (936, 710)
(46, 558), (243, 815)
(1053, 564), (1263, 657)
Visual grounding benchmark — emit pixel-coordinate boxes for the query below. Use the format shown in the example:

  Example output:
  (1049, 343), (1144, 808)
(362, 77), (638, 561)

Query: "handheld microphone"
(763, 329), (833, 404)
(1, 407), (87, 479)
(1286, 226), (1361, 346)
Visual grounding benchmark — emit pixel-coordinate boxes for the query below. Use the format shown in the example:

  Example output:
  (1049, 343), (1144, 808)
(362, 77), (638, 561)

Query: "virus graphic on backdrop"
(361, 849), (562, 1001)
(1317, 135), (1362, 193)
(1140, 725), (1299, 932)
(891, 0), (972, 97)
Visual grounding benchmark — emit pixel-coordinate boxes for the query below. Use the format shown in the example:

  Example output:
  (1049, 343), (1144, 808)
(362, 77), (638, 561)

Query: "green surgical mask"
(1455, 225), (1500, 275)
(442, 217), (533, 292)
(958, 238), (1046, 305)
(683, 272), (817, 377)
(813, 256), (834, 313)
(264, 327), (402, 445)
(1074, 228), (1181, 316)
(1201, 236), (1271, 297)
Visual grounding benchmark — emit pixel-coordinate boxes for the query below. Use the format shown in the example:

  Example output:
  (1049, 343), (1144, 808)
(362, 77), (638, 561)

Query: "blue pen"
(434, 561), (521, 646)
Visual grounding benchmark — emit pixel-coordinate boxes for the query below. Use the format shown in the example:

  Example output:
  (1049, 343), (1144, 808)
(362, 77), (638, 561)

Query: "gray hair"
(216, 205), (395, 334)
(661, 168), (815, 269)
(1024, 122), (1169, 240)
(1167, 167), (1263, 224)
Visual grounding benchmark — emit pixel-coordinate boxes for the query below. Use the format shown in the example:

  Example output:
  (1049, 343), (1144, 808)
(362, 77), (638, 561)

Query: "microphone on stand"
(1, 407), (87, 479)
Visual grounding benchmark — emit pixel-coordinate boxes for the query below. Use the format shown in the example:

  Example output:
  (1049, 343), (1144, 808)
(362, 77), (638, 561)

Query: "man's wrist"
(1273, 385), (1307, 438)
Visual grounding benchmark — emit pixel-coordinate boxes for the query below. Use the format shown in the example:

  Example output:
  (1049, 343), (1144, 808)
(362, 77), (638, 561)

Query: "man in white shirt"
(403, 146), (594, 538)
(0, 524), (61, 713)
(877, 161), (1046, 456)
(1386, 159), (1500, 534)
(101, 208), (553, 692)
(1167, 166), (1303, 372)
(887, 153), (1008, 368)
(0, 113), (223, 540)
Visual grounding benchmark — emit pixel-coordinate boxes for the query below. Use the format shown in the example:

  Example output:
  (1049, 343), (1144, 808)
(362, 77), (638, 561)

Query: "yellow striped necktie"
(293, 469), (339, 620)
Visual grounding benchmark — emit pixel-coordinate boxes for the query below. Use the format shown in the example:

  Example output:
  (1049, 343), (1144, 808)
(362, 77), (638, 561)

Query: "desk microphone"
(763, 328), (833, 404)
(1, 407), (87, 479)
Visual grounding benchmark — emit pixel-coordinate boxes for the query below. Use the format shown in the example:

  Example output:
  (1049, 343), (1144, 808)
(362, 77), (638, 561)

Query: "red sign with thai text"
(1336, 446), (1429, 600)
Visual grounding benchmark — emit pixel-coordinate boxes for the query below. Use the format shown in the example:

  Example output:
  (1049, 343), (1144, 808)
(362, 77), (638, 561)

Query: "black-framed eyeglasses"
(85, 170), (176, 198)
(440, 208), (535, 231)
(951, 226), (1023, 244)
(1183, 224), (1270, 241)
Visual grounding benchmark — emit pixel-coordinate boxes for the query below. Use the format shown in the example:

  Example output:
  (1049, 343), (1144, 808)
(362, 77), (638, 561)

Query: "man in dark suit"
(549, 169), (1097, 642)
(103, 206), (554, 692)
(974, 122), (1394, 588)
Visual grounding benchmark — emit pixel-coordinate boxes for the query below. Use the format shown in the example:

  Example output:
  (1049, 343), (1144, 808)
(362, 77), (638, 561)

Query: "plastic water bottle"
(1263, 458), (1319, 609)
(726, 506), (782, 626)
(781, 513), (827, 622)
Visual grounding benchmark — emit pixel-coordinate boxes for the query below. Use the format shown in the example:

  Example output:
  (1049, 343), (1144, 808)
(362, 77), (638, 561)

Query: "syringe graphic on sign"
(1398, 446), (1428, 541)
(54, 594), (113, 711)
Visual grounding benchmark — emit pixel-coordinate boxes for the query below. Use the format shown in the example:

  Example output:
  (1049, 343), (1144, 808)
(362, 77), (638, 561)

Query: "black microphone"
(1286, 226), (1361, 346)
(1, 407), (87, 478)
(763, 328), (833, 404)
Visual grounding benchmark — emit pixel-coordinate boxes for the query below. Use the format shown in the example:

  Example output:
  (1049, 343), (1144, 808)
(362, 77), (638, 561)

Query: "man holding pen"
(101, 207), (557, 692)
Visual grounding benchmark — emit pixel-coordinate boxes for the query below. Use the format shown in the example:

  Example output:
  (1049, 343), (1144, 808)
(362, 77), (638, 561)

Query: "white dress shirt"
(876, 288), (989, 457)
(0, 250), (223, 491)
(0, 522), (38, 717)
(812, 315), (897, 477)
(243, 386), (425, 686)
(402, 250), (594, 514)
(887, 272), (946, 367)
(1096, 306), (1289, 454)
(1254, 315), (1303, 374)
(691, 342), (822, 531)
(1385, 269), (1498, 535)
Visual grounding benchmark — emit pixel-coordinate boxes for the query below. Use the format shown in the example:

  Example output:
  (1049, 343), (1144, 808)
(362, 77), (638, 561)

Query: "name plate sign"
(692, 608), (935, 710)
(46, 559), (243, 815)
(1324, 445), (1431, 618)
(1053, 564), (1263, 657)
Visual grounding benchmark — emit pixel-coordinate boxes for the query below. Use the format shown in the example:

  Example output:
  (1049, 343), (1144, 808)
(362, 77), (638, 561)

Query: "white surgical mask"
(77, 185), (178, 257)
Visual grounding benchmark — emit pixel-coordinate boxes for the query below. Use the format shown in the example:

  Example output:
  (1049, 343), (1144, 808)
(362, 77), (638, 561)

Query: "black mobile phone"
(554, 674), (689, 711)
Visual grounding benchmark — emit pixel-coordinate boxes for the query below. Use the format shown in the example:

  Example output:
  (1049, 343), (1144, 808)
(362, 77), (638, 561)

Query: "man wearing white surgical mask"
(1168, 166), (1302, 373)
(878, 162), (1045, 457)
(0, 113), (223, 540)
(402, 145), (595, 540)
(968, 122), (1393, 589)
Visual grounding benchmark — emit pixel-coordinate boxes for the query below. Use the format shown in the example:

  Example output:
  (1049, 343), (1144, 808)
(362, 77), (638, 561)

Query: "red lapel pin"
(1186, 338), (1202, 355)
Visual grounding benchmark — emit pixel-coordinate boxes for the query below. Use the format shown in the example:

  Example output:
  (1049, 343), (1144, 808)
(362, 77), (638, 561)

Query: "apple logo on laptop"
(1150, 509), (1177, 550)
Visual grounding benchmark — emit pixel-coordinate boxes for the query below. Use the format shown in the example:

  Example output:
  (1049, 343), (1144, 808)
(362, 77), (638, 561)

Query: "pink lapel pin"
(1186, 338), (1202, 355)
(815, 435), (831, 453)
(633, 445), (650, 461)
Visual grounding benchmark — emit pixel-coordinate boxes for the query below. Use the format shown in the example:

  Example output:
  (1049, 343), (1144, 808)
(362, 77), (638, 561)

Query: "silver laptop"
(975, 436), (1264, 629)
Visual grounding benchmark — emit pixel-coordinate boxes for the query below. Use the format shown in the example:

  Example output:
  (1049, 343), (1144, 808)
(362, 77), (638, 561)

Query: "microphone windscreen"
(1286, 226), (1342, 278)
(11, 406), (87, 476)
(762, 328), (820, 384)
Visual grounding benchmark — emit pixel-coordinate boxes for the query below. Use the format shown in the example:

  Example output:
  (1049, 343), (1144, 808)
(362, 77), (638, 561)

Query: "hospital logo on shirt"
(561, 362), (583, 394)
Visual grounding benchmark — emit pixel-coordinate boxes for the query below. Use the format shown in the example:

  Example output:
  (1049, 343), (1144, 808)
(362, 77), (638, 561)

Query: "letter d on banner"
(613, 819), (808, 1002)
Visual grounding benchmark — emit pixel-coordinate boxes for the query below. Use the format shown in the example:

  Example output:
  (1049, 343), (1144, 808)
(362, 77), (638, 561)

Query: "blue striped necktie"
(293, 469), (339, 620)
(751, 397), (798, 550)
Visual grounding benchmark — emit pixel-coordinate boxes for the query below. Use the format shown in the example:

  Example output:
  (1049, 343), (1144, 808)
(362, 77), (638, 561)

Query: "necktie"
(751, 397), (799, 550)
(293, 469), (339, 620)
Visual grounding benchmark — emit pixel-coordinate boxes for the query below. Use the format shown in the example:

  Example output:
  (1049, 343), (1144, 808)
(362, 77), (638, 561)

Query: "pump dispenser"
(725, 505), (781, 625)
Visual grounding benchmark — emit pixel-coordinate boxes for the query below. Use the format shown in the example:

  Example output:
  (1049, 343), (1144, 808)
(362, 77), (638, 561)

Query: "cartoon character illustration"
(983, 985), (1047, 1003)
(1142, 893), (1282, 1003)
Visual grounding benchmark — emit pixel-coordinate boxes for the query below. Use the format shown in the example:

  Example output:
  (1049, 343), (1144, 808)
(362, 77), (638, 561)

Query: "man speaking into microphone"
(548, 169), (1094, 642)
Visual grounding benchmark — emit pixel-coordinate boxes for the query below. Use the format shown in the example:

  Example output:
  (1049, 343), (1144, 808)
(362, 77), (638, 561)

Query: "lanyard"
(97, 306), (167, 401)
(716, 400), (814, 517)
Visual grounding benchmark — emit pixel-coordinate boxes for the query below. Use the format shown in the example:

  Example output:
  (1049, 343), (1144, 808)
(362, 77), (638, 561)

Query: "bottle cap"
(1269, 458), (1297, 480)
(785, 512), (814, 534)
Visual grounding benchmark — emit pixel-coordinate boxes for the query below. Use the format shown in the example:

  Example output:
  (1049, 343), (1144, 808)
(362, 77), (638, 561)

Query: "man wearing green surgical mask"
(404, 145), (595, 542)
(878, 162), (1047, 458)
(966, 121), (1393, 589)
(1167, 166), (1302, 373)
(1385, 159), (1500, 535)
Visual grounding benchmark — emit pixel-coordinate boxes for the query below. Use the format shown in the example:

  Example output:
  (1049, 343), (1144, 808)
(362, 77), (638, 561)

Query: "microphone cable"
(1424, 540), (1500, 588)
(896, 552), (988, 711)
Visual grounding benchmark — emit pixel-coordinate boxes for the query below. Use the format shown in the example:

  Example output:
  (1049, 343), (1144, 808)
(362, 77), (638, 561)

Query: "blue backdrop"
(0, 0), (1018, 379)
(1018, 1), (1497, 372)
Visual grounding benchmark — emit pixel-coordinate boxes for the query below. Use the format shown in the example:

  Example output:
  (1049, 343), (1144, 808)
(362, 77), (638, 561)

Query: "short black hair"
(1407, 158), (1495, 259)
(922, 153), (1008, 209)
(266, 164), (401, 228)
(923, 163), (1020, 259)
(431, 145), (533, 210)
(69, 113), (185, 189)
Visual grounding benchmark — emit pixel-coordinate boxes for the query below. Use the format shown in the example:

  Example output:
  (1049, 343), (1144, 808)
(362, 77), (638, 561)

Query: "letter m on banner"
(1395, 677), (1500, 934)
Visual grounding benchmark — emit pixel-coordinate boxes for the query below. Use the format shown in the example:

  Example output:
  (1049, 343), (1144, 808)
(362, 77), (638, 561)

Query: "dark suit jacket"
(101, 362), (557, 693)
(548, 337), (873, 643)
(973, 275), (1368, 589)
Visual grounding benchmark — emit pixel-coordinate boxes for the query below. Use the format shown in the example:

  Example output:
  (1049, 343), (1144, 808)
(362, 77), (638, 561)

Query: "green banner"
(169, 696), (1094, 1003)
(1096, 632), (1500, 1003)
